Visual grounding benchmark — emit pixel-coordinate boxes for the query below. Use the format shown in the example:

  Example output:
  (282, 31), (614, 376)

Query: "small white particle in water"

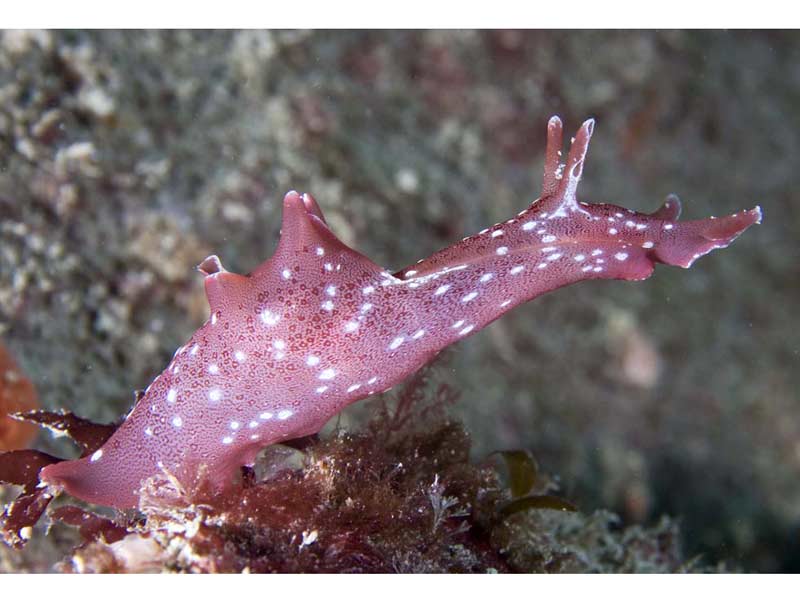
(462, 291), (478, 302)
(459, 324), (475, 336)
(90, 449), (103, 462)
(479, 273), (493, 283)
(615, 252), (629, 261)
(321, 300), (334, 311)
(316, 386), (328, 394)
(434, 284), (451, 296)
(319, 368), (336, 380)
(496, 246), (509, 256)
(260, 412), (273, 420)
(347, 383), (361, 393)
(344, 321), (359, 333)
(209, 389), (222, 402)
(510, 265), (525, 275)
(492, 230), (504, 238)
(643, 241), (654, 249)
(609, 228), (618, 235)
(452, 319), (465, 328)
(222, 436), (233, 445)
(541, 234), (557, 243)
(278, 410), (292, 420)
(172, 416), (183, 428)
(235, 351), (247, 362)
(316, 247), (325, 256)
(389, 336), (405, 350)
(325, 284), (336, 296)
(208, 364), (219, 374)
(167, 389), (177, 404)
(574, 254), (586, 262)
(282, 268), (292, 279)
(260, 309), (280, 326)
(522, 222), (536, 231)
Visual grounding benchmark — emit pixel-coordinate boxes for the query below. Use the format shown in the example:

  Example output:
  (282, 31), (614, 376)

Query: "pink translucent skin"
(40, 117), (761, 509)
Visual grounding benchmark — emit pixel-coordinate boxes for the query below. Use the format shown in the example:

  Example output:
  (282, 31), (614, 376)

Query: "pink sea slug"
(36, 117), (761, 509)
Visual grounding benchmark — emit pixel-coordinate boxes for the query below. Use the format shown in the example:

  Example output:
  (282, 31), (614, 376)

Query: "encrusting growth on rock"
(1, 117), (761, 554)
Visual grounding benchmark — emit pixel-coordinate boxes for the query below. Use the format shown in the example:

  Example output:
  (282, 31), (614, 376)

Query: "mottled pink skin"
(40, 117), (761, 509)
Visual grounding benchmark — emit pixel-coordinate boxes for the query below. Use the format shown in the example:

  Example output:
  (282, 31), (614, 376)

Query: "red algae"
(0, 343), (38, 452)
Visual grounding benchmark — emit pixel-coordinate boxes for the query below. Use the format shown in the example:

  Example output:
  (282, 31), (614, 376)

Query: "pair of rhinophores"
(28, 116), (760, 510)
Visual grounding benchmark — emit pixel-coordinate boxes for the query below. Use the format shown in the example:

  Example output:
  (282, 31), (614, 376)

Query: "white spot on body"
(609, 228), (618, 235)
(344, 321), (359, 333)
(500, 299), (512, 308)
(172, 416), (183, 428)
(190, 344), (199, 356)
(479, 273), (494, 283)
(510, 265), (525, 275)
(230, 421), (240, 430)
(278, 410), (293, 420)
(208, 364), (219, 375)
(462, 291), (478, 303)
(522, 222), (536, 231)
(282, 268), (292, 280)
(260, 412), (273, 420)
(546, 252), (563, 261)
(260, 310), (280, 326)
(389, 336), (405, 350)
(222, 436), (233, 445)
(405, 269), (418, 277)
(664, 223), (674, 230)
(491, 230), (504, 238)
(615, 252), (629, 261)
(459, 324), (475, 336)
(306, 355), (320, 367)
(347, 383), (361, 393)
(642, 241), (654, 249)
(541, 234), (557, 243)
(166, 389), (177, 404)
(90, 449), (103, 463)
(211, 313), (218, 325)
(574, 254), (586, 262)
(273, 339), (286, 351)
(434, 284), (451, 296)
(325, 284), (336, 296)
(316, 386), (328, 394)
(496, 246), (509, 256)
(591, 249), (603, 256)
(321, 300), (334, 312)
(363, 285), (375, 295)
(452, 319), (465, 329)
(360, 302), (373, 313)
(367, 376), (378, 385)
(316, 247), (325, 256)
(412, 329), (426, 339)
(209, 389), (222, 402)
(234, 351), (247, 362)
(319, 368), (336, 380)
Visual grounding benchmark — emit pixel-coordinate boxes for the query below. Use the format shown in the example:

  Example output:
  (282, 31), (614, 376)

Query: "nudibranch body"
(39, 117), (761, 509)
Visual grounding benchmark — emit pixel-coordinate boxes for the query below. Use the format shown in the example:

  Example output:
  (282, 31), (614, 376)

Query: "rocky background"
(0, 30), (797, 571)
